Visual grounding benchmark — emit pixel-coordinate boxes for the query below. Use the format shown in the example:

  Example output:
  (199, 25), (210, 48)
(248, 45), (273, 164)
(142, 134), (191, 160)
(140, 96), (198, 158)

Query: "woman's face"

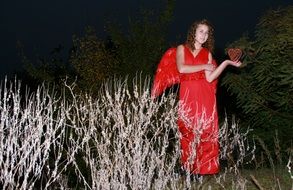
(194, 24), (209, 45)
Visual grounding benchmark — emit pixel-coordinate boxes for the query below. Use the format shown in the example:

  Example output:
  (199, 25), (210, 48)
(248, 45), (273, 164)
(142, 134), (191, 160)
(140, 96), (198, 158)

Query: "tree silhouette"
(21, 0), (175, 94)
(222, 6), (293, 148)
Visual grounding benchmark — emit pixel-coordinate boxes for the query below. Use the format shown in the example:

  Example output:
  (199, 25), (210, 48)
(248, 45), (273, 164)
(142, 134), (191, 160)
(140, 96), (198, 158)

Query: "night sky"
(0, 0), (291, 79)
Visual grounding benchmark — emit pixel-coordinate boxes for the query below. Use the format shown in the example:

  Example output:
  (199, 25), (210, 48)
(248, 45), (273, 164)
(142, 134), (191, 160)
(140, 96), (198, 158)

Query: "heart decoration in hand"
(228, 48), (242, 62)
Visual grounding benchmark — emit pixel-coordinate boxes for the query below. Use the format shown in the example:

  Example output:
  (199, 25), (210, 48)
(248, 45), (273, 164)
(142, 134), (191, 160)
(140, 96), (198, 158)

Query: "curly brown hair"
(185, 19), (215, 53)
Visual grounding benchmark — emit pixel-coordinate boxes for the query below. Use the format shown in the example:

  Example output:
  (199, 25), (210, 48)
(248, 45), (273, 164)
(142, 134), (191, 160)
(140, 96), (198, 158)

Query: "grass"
(242, 167), (292, 190)
(175, 166), (293, 190)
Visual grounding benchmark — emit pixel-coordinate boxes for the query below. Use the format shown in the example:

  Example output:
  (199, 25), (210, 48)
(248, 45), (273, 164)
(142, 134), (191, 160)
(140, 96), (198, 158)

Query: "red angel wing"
(151, 47), (180, 98)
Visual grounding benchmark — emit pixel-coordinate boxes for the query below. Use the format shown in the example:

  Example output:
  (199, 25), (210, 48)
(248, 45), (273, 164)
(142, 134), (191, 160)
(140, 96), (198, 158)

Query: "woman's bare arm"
(205, 53), (242, 82)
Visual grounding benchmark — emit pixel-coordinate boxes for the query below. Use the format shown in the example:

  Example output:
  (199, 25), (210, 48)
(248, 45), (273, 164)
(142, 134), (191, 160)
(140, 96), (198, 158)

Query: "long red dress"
(178, 46), (219, 174)
(151, 46), (219, 175)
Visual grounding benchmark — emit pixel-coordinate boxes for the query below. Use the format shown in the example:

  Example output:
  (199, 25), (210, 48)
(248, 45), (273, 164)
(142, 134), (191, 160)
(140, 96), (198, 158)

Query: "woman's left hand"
(225, 60), (242, 67)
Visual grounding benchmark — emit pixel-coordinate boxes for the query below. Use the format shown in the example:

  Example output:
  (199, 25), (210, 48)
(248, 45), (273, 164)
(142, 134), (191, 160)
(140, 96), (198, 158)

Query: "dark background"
(0, 0), (291, 78)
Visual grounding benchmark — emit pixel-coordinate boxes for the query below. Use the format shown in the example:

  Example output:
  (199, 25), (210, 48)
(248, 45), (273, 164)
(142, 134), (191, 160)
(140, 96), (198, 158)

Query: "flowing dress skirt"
(178, 78), (219, 174)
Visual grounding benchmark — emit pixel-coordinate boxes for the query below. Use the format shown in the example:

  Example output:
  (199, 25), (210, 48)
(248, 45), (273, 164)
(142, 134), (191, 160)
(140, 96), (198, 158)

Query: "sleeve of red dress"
(151, 47), (180, 98)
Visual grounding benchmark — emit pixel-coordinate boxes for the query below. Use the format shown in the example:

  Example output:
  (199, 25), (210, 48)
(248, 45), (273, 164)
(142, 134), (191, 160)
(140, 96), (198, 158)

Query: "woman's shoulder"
(176, 44), (185, 49)
(175, 44), (186, 54)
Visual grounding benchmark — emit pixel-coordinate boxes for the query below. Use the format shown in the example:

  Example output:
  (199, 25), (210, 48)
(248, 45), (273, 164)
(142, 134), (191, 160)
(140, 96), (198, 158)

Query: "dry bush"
(0, 77), (291, 189)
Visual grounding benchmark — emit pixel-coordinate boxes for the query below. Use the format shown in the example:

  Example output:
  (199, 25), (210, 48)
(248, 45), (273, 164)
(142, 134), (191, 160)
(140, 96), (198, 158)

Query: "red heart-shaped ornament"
(228, 48), (242, 61)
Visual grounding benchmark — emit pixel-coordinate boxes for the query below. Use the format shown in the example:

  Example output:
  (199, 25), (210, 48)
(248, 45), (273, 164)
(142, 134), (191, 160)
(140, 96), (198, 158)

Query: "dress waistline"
(180, 73), (205, 81)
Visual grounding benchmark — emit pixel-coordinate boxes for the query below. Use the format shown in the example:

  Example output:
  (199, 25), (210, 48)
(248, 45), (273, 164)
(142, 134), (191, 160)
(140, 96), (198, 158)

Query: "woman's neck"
(194, 43), (202, 50)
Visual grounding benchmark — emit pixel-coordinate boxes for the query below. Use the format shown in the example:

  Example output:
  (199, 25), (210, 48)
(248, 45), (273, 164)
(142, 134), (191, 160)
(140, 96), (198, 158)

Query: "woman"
(176, 19), (241, 174)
